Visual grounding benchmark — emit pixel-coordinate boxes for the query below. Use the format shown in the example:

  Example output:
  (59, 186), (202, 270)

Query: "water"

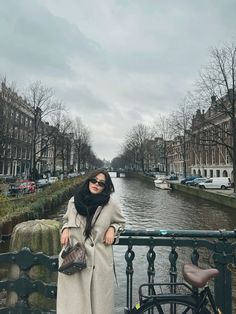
(111, 175), (236, 231)
(49, 173), (236, 313)
(109, 174), (236, 313)
(52, 174), (236, 230)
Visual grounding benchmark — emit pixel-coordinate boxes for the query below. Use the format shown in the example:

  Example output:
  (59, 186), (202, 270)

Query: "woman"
(57, 169), (126, 314)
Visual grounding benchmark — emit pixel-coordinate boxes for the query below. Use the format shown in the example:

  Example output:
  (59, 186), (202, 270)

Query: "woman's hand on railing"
(104, 226), (115, 245)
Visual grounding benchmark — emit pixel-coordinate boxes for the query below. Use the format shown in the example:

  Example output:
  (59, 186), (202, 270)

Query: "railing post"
(147, 238), (156, 284)
(169, 239), (178, 286)
(213, 239), (234, 314)
(124, 237), (135, 312)
(190, 244), (200, 296)
(169, 240), (178, 314)
(190, 240), (200, 265)
(146, 238), (156, 314)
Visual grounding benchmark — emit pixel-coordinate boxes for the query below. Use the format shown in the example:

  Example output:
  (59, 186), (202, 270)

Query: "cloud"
(1, 0), (236, 160)
(0, 0), (106, 78)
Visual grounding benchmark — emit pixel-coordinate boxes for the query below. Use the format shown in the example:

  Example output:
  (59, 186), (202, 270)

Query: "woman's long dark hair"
(74, 169), (114, 238)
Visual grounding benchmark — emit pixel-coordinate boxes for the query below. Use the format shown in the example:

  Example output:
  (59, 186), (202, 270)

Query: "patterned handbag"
(58, 242), (87, 275)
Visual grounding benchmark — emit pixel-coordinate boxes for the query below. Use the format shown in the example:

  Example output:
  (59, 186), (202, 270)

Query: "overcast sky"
(1, 1), (236, 161)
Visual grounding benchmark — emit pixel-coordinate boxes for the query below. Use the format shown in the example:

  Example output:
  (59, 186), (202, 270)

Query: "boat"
(154, 177), (171, 190)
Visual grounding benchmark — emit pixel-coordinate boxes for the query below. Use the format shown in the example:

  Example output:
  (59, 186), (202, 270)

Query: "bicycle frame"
(125, 282), (223, 314)
(198, 286), (222, 314)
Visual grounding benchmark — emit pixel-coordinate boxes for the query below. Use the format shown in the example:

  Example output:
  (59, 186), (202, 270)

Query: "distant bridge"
(116, 170), (126, 177)
(109, 170), (127, 178)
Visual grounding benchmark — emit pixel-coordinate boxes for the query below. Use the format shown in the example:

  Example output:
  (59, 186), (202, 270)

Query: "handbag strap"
(91, 205), (103, 226)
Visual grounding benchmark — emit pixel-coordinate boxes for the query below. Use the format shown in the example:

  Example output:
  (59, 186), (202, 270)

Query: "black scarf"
(74, 183), (110, 238)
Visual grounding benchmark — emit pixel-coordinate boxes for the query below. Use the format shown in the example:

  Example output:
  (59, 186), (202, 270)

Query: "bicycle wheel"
(198, 309), (211, 314)
(131, 298), (199, 314)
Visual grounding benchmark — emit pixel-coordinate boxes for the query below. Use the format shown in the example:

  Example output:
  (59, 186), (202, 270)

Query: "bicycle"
(125, 263), (222, 313)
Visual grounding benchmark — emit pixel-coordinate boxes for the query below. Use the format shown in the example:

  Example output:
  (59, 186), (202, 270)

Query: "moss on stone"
(7, 219), (62, 310)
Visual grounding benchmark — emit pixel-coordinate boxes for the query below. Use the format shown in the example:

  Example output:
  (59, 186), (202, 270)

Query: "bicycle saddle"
(182, 263), (219, 288)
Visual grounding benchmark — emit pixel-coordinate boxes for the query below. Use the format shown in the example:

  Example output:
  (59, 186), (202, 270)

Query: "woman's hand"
(104, 226), (115, 245)
(61, 228), (70, 246)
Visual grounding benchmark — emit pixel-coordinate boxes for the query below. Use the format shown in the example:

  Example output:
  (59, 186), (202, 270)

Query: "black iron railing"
(0, 229), (236, 314)
(118, 229), (236, 314)
(0, 247), (57, 314)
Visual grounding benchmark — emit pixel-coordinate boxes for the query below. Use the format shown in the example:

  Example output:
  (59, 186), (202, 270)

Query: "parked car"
(48, 177), (59, 184)
(7, 184), (22, 197)
(167, 174), (178, 181)
(186, 177), (207, 186)
(198, 177), (231, 190)
(145, 171), (159, 178)
(180, 175), (201, 184)
(17, 181), (37, 194)
(68, 172), (79, 178)
(36, 178), (49, 188)
(7, 180), (36, 196)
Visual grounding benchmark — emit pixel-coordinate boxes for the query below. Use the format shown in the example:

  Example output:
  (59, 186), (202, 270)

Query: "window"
(26, 148), (30, 159)
(12, 147), (17, 158)
(7, 145), (11, 157)
(9, 127), (13, 137)
(14, 127), (18, 139)
(22, 148), (26, 159)
(22, 130), (25, 141)
(17, 147), (21, 158)
(223, 170), (228, 177)
(208, 151), (212, 165)
(226, 149), (230, 164)
(16, 112), (19, 123)
(212, 149), (215, 164)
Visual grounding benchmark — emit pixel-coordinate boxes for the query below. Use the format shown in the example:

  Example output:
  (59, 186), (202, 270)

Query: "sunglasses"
(89, 178), (106, 188)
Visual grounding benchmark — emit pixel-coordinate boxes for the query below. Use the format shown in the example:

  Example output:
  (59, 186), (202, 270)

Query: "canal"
(50, 173), (236, 313)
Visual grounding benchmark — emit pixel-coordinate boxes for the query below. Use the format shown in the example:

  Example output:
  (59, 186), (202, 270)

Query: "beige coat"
(57, 196), (126, 314)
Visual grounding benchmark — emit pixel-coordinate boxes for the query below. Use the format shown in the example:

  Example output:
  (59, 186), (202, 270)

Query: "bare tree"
(111, 155), (126, 170)
(24, 81), (60, 180)
(73, 117), (91, 172)
(169, 98), (194, 177)
(124, 123), (152, 172)
(86, 150), (103, 169)
(59, 115), (73, 174)
(153, 114), (172, 140)
(153, 114), (173, 175)
(118, 144), (137, 171)
(50, 111), (73, 175)
(197, 42), (236, 191)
